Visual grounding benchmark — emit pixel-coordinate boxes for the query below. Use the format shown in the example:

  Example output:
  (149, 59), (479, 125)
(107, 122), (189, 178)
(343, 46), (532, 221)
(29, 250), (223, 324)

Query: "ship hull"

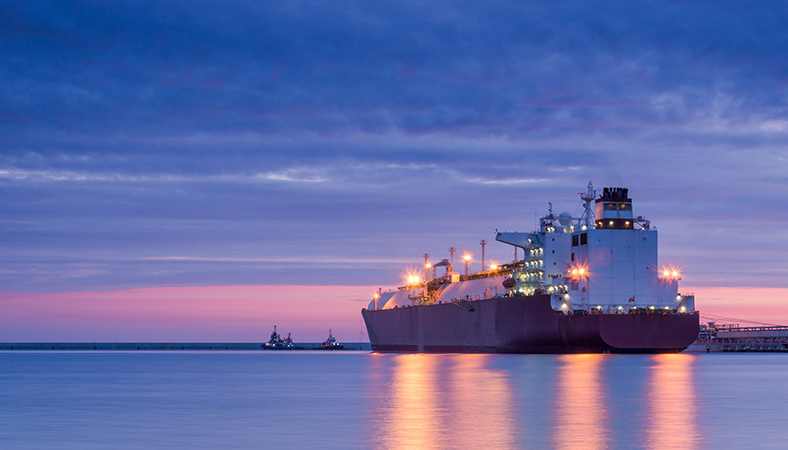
(362, 294), (699, 354)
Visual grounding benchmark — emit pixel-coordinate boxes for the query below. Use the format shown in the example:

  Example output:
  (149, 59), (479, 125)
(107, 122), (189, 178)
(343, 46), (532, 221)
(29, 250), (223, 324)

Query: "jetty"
(685, 323), (788, 352)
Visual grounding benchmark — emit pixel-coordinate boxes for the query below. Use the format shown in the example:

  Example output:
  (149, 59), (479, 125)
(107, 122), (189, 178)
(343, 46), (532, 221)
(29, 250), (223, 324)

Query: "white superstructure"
(496, 183), (695, 315)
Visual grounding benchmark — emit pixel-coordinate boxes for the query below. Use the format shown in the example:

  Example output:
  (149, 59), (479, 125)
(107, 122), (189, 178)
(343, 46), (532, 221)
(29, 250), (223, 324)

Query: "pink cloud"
(683, 286), (788, 326)
(0, 285), (379, 343)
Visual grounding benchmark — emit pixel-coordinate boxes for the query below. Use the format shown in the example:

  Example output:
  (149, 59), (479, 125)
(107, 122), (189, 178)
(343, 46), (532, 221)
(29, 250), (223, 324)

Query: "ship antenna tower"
(580, 181), (597, 228)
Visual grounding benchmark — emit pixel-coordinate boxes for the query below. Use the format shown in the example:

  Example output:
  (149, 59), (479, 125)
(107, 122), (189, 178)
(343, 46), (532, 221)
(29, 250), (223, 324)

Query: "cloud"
(140, 256), (409, 264)
(463, 177), (549, 186)
(258, 169), (327, 184)
(3, 1), (788, 142)
(1, 1), (787, 315)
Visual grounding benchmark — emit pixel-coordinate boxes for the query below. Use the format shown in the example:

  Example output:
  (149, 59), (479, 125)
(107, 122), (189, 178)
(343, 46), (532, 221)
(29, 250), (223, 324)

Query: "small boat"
(321, 329), (344, 350)
(262, 325), (295, 350)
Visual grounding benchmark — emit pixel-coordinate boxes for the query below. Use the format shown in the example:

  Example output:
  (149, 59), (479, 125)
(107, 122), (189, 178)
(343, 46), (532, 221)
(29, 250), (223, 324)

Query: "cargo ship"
(361, 183), (699, 353)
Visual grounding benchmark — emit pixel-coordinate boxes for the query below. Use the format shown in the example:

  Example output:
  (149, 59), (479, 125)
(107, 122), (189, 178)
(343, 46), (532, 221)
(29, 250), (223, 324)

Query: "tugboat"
(262, 325), (295, 350)
(321, 329), (344, 350)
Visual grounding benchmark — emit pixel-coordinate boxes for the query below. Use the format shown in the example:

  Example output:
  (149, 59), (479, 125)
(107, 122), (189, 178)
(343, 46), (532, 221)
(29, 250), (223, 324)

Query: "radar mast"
(580, 181), (597, 228)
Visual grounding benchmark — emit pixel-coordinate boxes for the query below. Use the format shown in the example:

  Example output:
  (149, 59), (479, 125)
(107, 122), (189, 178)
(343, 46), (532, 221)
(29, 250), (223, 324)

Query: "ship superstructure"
(362, 183), (699, 353)
(495, 183), (694, 316)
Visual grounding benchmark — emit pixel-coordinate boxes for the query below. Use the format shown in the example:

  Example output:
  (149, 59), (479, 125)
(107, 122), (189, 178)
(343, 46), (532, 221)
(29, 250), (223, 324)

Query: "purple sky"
(1, 1), (787, 340)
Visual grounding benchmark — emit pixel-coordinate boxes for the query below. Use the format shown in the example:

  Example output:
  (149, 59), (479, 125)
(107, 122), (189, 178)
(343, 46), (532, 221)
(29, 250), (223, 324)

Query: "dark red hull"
(361, 295), (699, 354)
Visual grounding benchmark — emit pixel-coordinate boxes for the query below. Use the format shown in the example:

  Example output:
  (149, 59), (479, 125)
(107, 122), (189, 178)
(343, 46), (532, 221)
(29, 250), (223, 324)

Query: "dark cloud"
(4, 1), (788, 140)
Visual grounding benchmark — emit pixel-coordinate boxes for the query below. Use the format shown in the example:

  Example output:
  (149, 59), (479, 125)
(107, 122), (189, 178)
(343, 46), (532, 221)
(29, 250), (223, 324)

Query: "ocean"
(0, 351), (786, 449)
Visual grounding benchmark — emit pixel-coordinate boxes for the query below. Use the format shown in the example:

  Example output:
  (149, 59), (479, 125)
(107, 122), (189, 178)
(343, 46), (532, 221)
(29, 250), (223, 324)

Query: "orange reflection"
(369, 354), (516, 450)
(553, 354), (610, 450)
(645, 354), (699, 449)
(378, 354), (439, 450)
(445, 355), (517, 449)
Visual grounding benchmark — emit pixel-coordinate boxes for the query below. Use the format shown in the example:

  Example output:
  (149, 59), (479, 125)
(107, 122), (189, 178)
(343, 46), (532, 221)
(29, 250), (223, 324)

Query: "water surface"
(0, 352), (785, 449)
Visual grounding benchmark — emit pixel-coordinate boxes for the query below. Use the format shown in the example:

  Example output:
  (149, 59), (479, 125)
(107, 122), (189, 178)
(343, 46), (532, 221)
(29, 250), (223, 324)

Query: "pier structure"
(686, 323), (788, 352)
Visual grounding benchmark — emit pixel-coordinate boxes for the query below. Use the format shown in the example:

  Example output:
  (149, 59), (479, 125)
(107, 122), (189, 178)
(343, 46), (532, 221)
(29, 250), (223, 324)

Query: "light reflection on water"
(645, 354), (699, 449)
(367, 353), (705, 450)
(553, 354), (610, 450)
(1, 352), (787, 449)
(369, 354), (516, 449)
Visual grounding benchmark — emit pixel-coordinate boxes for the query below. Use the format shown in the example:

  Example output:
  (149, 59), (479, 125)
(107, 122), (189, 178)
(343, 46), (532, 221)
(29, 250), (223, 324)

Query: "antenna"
(580, 181), (596, 227)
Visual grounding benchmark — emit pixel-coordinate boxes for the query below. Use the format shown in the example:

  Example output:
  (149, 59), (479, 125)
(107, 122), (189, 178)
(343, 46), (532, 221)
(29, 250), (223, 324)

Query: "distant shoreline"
(0, 342), (371, 351)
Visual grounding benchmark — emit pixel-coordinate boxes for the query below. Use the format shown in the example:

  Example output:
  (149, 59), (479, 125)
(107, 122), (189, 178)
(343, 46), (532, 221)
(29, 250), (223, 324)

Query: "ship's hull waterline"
(362, 294), (699, 354)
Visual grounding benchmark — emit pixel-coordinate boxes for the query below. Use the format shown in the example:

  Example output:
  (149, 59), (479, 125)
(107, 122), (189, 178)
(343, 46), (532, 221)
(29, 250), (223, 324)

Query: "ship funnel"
(595, 186), (634, 229)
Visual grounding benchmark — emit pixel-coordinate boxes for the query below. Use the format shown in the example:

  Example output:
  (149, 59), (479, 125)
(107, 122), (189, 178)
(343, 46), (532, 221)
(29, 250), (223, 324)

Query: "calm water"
(1, 352), (786, 449)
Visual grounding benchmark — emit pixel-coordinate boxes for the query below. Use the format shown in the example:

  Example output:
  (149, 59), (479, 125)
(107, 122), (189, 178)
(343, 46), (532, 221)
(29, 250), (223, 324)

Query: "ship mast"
(580, 181), (596, 228)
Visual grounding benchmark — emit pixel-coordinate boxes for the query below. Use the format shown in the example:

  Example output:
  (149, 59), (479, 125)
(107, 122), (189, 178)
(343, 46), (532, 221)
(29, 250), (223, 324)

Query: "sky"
(1, 1), (787, 342)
